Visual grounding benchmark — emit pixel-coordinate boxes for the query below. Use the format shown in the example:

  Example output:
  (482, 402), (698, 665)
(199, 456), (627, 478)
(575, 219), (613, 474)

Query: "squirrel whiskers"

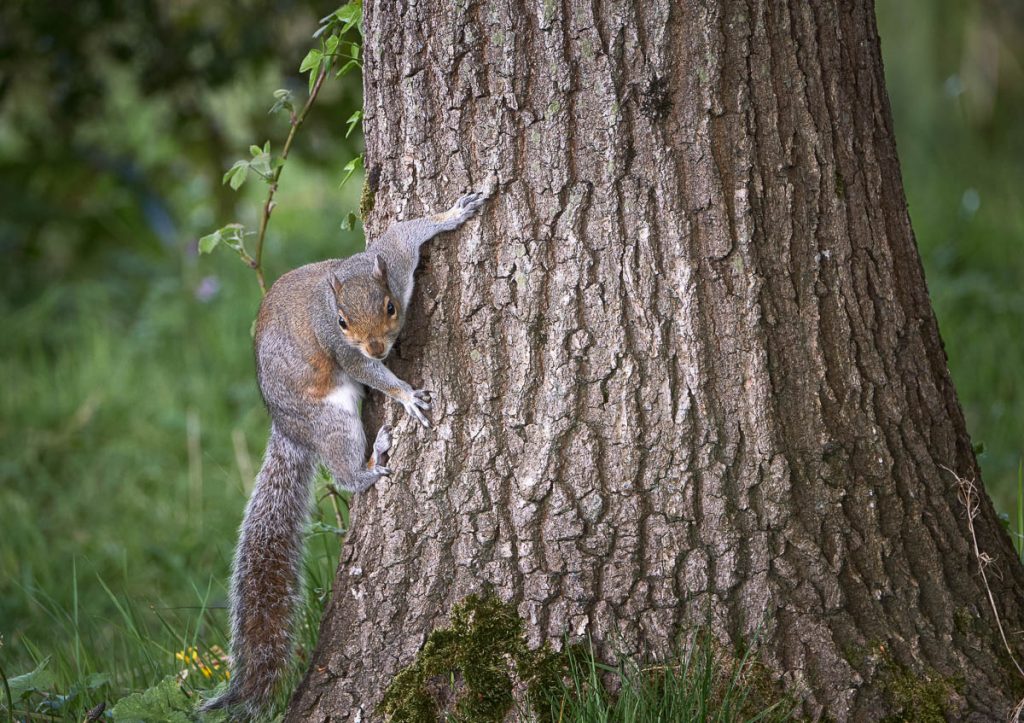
(199, 191), (488, 718)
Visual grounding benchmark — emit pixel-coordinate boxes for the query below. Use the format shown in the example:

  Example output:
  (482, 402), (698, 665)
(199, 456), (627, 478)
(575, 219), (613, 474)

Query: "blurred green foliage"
(0, 0), (1021, 718)
(878, 0), (1024, 514)
(0, 0), (365, 716)
(0, 0), (364, 296)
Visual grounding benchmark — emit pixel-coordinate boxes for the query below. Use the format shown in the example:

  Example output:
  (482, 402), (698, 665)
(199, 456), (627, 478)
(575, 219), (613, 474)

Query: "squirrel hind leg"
(370, 424), (393, 467)
(317, 413), (390, 493)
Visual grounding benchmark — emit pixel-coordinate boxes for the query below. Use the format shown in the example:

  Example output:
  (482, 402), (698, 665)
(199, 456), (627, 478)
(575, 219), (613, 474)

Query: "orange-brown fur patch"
(253, 301), (273, 341)
(341, 317), (398, 345)
(305, 349), (335, 400)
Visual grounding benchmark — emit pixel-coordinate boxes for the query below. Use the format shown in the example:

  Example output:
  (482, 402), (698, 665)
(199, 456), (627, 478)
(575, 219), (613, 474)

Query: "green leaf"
(299, 48), (323, 74)
(110, 675), (194, 723)
(249, 144), (262, 157)
(8, 657), (55, 701)
(76, 672), (112, 692)
(339, 153), (363, 189)
(309, 519), (346, 536)
(248, 148), (273, 181)
(335, 2), (362, 29)
(228, 165), (248, 190)
(198, 232), (221, 255)
(345, 109), (363, 138)
(300, 48), (324, 93)
(336, 58), (360, 77)
(350, 41), (360, 60)
(199, 224), (246, 256)
(269, 88), (295, 115)
(335, 4), (360, 23)
(221, 160), (250, 191)
(325, 34), (340, 57)
(220, 223), (247, 252)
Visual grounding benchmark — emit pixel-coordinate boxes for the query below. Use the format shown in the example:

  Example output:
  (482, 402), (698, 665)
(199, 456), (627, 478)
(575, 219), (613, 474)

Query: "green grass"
(0, 161), (365, 719)
(0, 276), (350, 719)
(542, 638), (793, 723)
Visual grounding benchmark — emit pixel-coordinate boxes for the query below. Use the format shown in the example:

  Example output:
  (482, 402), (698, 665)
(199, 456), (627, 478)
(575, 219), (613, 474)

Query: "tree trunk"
(288, 0), (1024, 719)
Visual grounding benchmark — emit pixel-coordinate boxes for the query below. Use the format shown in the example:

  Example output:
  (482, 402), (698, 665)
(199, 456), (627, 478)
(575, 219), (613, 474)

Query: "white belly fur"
(324, 376), (363, 415)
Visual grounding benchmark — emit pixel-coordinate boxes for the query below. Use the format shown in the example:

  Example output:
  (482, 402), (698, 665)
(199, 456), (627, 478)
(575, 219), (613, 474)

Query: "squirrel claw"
(455, 191), (485, 210)
(405, 403), (432, 428)
(440, 191), (487, 230)
(412, 389), (432, 409)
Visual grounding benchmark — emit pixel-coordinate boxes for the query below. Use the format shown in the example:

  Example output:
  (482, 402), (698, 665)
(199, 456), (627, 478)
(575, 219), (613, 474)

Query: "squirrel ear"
(373, 255), (388, 282)
(329, 274), (344, 299)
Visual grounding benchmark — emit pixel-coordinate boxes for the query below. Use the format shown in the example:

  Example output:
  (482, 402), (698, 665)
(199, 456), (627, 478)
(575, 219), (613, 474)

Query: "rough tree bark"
(289, 0), (1024, 719)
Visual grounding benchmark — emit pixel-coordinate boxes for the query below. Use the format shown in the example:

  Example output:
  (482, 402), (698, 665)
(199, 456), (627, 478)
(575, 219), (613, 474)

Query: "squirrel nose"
(368, 341), (385, 358)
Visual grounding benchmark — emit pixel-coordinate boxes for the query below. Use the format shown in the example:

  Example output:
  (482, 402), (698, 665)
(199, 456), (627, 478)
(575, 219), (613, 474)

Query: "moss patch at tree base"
(378, 593), (565, 722)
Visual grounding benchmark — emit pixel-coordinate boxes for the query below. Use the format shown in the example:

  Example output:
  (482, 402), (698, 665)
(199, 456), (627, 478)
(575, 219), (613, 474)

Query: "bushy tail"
(200, 428), (313, 719)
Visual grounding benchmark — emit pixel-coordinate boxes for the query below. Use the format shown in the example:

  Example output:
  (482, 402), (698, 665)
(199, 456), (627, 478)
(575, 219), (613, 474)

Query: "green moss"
(834, 170), (846, 199)
(882, 670), (957, 722)
(953, 606), (974, 636)
(839, 639), (883, 670)
(359, 176), (376, 222)
(580, 38), (594, 61)
(876, 648), (960, 723)
(543, 0), (555, 24)
(378, 593), (567, 722)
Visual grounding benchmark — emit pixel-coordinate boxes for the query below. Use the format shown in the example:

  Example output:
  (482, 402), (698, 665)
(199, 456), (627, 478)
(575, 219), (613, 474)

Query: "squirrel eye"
(386, 300), (396, 317)
(338, 316), (348, 331)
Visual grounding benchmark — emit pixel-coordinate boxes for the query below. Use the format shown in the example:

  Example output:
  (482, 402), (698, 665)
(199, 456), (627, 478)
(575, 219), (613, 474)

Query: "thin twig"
(943, 465), (1024, 721)
(252, 65), (330, 295)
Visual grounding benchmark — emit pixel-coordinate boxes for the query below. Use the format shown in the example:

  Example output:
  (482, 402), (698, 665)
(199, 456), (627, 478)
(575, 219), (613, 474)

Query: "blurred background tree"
(0, 0), (1020, 717)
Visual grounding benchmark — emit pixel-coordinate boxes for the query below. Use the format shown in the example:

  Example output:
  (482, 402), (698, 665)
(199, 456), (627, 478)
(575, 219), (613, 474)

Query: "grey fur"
(199, 191), (487, 719)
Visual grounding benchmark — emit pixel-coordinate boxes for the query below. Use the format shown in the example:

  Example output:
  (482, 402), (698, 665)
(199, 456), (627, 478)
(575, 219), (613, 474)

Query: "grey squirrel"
(199, 190), (488, 718)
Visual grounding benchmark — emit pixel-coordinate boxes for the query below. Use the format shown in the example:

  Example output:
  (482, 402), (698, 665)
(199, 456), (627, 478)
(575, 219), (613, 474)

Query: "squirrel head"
(328, 255), (402, 360)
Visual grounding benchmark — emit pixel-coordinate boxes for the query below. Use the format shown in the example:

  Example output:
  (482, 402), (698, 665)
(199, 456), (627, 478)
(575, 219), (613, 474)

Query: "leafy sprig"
(200, 2), (364, 295)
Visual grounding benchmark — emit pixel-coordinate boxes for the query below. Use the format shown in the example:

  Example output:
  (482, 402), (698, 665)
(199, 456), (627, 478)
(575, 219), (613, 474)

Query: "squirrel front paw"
(438, 191), (486, 230)
(401, 389), (433, 428)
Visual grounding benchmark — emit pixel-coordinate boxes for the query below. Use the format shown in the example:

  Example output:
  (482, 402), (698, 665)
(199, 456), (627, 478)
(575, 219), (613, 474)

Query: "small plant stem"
(252, 65), (330, 295)
(944, 464), (1024, 721)
(328, 487), (347, 536)
(0, 658), (14, 723)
